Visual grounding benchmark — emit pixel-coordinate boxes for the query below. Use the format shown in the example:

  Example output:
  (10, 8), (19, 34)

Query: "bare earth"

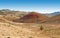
(0, 22), (51, 38)
(0, 15), (60, 38)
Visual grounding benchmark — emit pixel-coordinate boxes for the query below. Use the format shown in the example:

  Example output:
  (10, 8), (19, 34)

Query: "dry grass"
(0, 16), (60, 38)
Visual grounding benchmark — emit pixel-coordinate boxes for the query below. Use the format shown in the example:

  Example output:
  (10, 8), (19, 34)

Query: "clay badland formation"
(14, 12), (48, 23)
(0, 9), (60, 38)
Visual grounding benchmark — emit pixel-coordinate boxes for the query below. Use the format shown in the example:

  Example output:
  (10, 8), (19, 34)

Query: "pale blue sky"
(0, 0), (60, 13)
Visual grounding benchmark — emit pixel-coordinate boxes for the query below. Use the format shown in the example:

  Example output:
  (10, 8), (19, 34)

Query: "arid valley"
(0, 9), (60, 38)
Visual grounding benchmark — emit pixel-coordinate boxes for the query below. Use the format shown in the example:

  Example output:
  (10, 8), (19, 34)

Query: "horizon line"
(0, 9), (60, 14)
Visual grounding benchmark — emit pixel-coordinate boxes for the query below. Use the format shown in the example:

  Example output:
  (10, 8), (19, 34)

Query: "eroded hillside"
(14, 12), (48, 23)
(0, 10), (60, 38)
(0, 16), (51, 38)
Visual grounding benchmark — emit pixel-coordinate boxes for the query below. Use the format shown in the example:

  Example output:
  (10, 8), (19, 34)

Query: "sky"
(0, 0), (60, 14)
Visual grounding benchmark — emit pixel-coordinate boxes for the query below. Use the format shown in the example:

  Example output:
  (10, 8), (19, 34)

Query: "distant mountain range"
(51, 12), (60, 16)
(0, 9), (60, 24)
(0, 9), (60, 16)
(44, 12), (60, 17)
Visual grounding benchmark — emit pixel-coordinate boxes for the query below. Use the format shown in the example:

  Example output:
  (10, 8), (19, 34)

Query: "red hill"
(14, 12), (48, 23)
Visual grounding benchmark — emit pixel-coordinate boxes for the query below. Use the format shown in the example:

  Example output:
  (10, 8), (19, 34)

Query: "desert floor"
(0, 17), (60, 38)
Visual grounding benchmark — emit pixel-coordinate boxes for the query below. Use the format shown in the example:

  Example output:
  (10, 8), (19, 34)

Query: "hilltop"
(0, 9), (60, 38)
(13, 12), (48, 23)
